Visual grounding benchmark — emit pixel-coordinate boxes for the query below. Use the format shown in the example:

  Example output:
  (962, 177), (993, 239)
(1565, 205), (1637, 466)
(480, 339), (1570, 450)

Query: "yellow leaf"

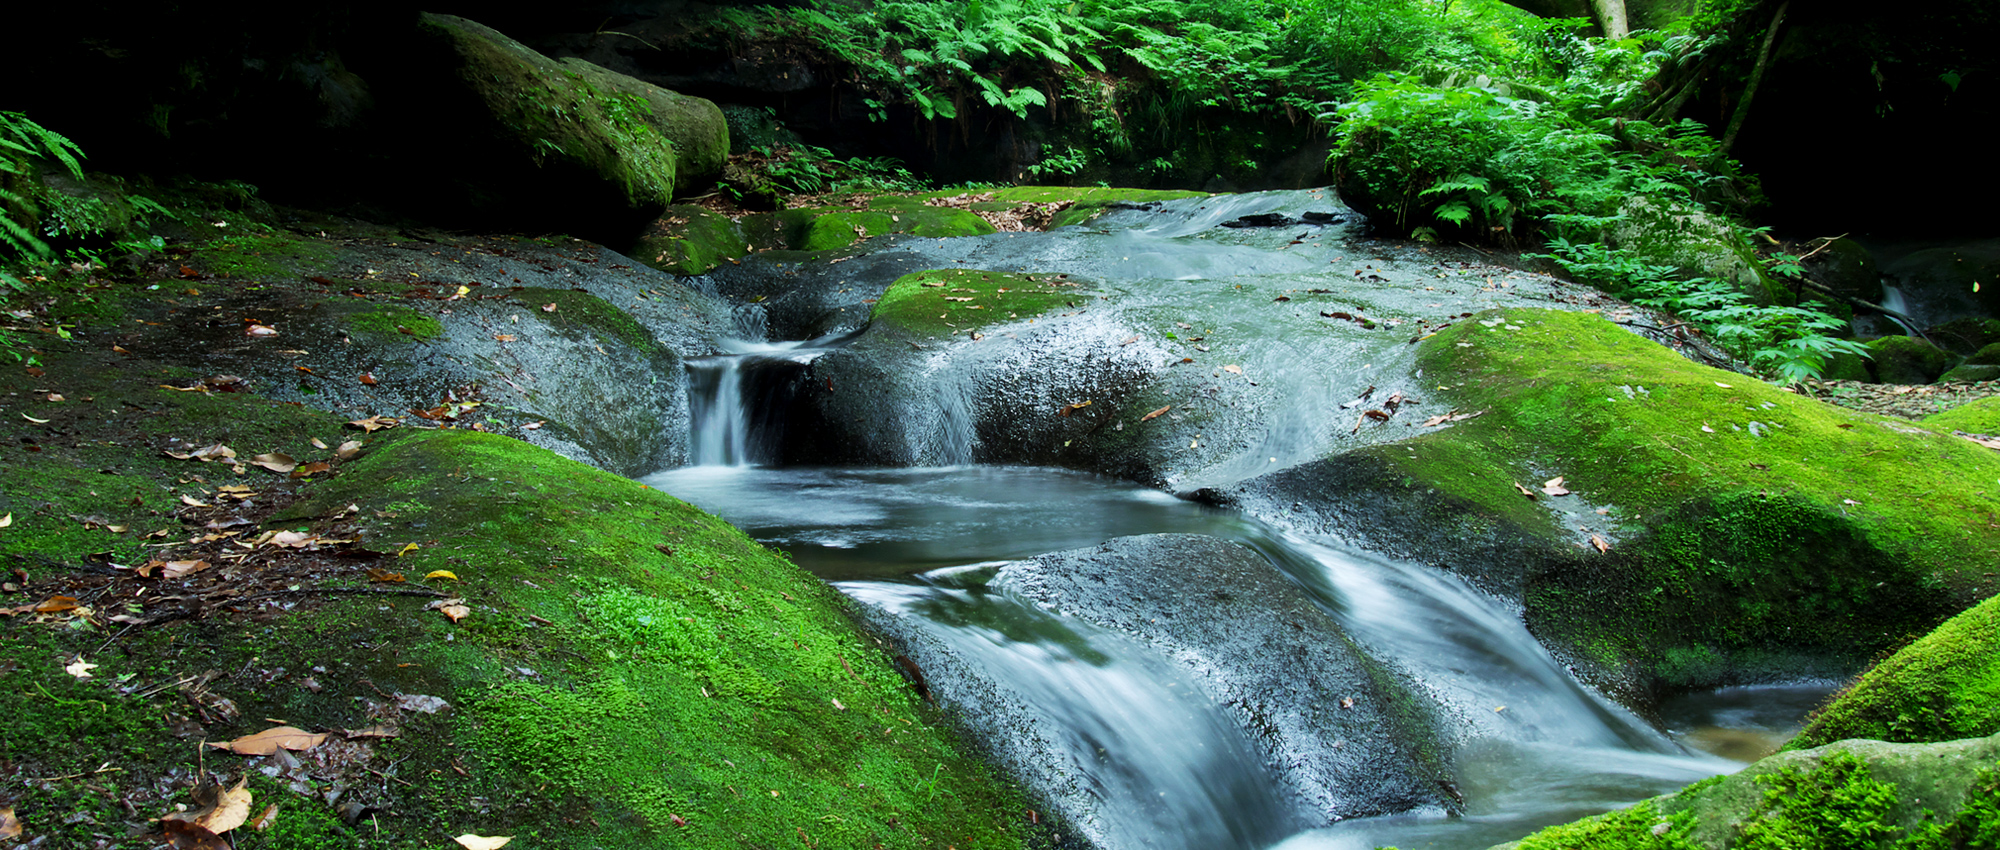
(455, 835), (513, 850)
(425, 570), (459, 581)
(0, 513), (12, 528)
(194, 777), (253, 834)
(397, 543), (420, 557)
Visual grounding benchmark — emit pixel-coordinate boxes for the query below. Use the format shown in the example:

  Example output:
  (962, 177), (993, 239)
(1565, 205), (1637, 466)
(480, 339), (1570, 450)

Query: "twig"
(34, 764), (123, 782)
(1796, 233), (1849, 263)
(1457, 242), (1491, 257)
(362, 764), (415, 788)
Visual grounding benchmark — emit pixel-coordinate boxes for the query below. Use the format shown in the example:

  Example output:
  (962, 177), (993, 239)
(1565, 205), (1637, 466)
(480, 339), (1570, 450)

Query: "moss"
(421, 14), (677, 211)
(1397, 308), (2000, 686)
(633, 205), (750, 275)
(986, 185), (1209, 228)
(272, 429), (1033, 848)
(199, 231), (338, 280)
(511, 286), (660, 350)
(1868, 335), (1953, 384)
(870, 268), (1089, 340)
(1788, 595), (2000, 749)
(346, 305), (445, 341)
(1512, 796), (1701, 849)
(1923, 396), (2000, 435)
(799, 204), (995, 251)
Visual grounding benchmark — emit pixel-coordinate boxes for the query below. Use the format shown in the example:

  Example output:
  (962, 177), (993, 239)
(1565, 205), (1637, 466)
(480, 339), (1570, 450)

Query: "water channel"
(642, 193), (1836, 850)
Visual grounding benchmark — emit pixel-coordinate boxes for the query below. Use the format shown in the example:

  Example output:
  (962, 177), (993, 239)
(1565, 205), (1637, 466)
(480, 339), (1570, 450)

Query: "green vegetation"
(872, 268), (1087, 339)
(1923, 397), (2000, 435)
(1396, 308), (1999, 685)
(1789, 595), (2000, 750)
(1, 111), (86, 270)
(347, 305), (447, 342)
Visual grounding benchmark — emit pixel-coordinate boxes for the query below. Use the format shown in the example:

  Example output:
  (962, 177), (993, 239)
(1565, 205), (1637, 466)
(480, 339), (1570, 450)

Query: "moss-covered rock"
(0, 412), (1035, 849)
(796, 197), (995, 251)
(1217, 308), (2000, 695)
(633, 205), (751, 275)
(1929, 318), (2000, 358)
(1923, 396), (2000, 435)
(1496, 734), (2000, 849)
(1868, 335), (1954, 384)
(1938, 363), (2000, 383)
(1609, 196), (1781, 301)
(1802, 236), (1882, 304)
(399, 14), (725, 245)
(870, 268), (1084, 341)
(1822, 348), (1872, 381)
(1787, 594), (2000, 750)
(986, 185), (1209, 228)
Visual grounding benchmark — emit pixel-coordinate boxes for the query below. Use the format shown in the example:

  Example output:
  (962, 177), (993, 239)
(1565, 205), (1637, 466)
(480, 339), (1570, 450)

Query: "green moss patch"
(1923, 396), (2000, 435)
(1397, 308), (2000, 686)
(346, 305), (445, 341)
(1504, 738), (2000, 850)
(198, 230), (338, 280)
(987, 186), (1209, 228)
(1789, 594), (2000, 749)
(871, 268), (1089, 340)
(634, 205), (751, 275)
(800, 204), (994, 251)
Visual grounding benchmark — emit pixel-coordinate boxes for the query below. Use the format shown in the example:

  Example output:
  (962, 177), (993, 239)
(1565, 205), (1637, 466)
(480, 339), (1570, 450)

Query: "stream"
(642, 192), (1835, 850)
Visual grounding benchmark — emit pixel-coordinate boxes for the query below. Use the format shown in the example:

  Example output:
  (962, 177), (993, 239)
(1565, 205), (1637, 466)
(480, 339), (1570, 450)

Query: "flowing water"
(642, 192), (1832, 850)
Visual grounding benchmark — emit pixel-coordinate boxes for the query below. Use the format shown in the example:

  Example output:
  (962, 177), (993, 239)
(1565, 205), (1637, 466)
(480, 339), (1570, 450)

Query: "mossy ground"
(1923, 396), (2000, 434)
(1396, 308), (2000, 687)
(634, 205), (751, 276)
(871, 268), (1091, 340)
(985, 186), (1208, 228)
(1788, 595), (2000, 749)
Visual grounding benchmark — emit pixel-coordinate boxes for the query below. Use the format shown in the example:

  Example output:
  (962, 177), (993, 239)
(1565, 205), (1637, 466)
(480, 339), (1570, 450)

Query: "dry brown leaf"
(310, 437), (329, 450)
(1222, 364), (1244, 375)
(1421, 413), (1451, 427)
(1140, 405), (1172, 422)
(163, 559), (212, 579)
(250, 804), (278, 832)
(1540, 477), (1571, 497)
(250, 453), (298, 474)
(347, 416), (397, 433)
(181, 494), (211, 508)
(266, 531), (317, 549)
(342, 724), (401, 740)
(0, 512), (10, 528)
(1590, 534), (1610, 553)
(455, 835), (513, 850)
(0, 805), (20, 840)
(366, 568), (406, 583)
(245, 324), (278, 337)
(289, 461), (332, 479)
(195, 777), (253, 834)
(440, 604), (472, 623)
(336, 440), (362, 459)
(206, 726), (329, 756)
(1513, 482), (1536, 500)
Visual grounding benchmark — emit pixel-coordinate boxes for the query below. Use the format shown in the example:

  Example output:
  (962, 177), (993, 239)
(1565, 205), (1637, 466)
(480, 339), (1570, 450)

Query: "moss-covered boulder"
(633, 205), (753, 276)
(1211, 308), (2000, 695)
(1494, 733), (2000, 849)
(1609, 196), (1779, 301)
(1938, 363), (2000, 383)
(396, 14), (726, 244)
(1868, 335), (1954, 384)
(1788, 594), (2000, 750)
(0, 397), (1034, 848)
(984, 186), (1210, 228)
(1802, 236), (1882, 304)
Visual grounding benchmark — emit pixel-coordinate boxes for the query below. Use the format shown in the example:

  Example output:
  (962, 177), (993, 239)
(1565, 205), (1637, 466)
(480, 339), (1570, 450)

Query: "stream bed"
(647, 464), (1831, 850)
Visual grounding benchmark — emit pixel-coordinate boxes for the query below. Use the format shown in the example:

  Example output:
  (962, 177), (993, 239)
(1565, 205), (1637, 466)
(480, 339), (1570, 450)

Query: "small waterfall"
(686, 339), (835, 467)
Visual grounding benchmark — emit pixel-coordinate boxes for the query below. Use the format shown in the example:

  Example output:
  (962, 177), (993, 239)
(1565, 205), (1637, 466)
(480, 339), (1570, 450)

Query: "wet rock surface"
(997, 534), (1454, 822)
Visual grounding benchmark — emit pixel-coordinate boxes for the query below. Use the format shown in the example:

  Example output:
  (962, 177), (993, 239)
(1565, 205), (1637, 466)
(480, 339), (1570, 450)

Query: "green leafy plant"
(1537, 238), (1868, 382)
(2, 112), (88, 268)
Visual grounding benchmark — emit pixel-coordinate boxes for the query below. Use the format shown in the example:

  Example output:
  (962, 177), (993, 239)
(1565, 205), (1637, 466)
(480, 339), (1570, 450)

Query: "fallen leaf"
(22, 413), (48, 424)
(1059, 400), (1092, 416)
(366, 568), (406, 583)
(65, 658), (97, 678)
(0, 805), (19, 840)
(342, 724), (401, 739)
(455, 835), (512, 850)
(206, 726), (329, 756)
(493, 334), (517, 342)
(347, 416), (398, 433)
(250, 804), (279, 832)
(250, 453), (298, 474)
(424, 570), (459, 581)
(311, 438), (329, 450)
(1140, 405), (1172, 422)
(37, 596), (81, 613)
(1590, 534), (1610, 553)
(1541, 477), (1571, 497)
(541, 303), (557, 313)
(163, 559), (212, 579)
(1119, 335), (1140, 345)
(397, 543), (420, 557)
(181, 494), (211, 508)
(289, 462), (332, 479)
(195, 777), (253, 834)
(1713, 382), (1733, 388)
(1363, 409), (1390, 422)
(0, 513), (10, 528)
(1513, 482), (1536, 500)
(266, 531), (317, 548)
(245, 324), (278, 337)
(1223, 364), (1243, 375)
(440, 604), (471, 623)
(450, 285), (470, 301)
(359, 372), (379, 386)
(336, 440), (363, 459)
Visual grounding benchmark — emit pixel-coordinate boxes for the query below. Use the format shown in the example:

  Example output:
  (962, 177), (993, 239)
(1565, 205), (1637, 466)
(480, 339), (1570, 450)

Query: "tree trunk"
(1719, 0), (1789, 156)
(1593, 0), (1630, 39)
